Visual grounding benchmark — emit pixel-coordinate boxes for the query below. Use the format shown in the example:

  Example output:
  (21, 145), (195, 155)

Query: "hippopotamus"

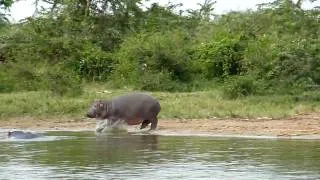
(87, 93), (161, 131)
(8, 130), (41, 139)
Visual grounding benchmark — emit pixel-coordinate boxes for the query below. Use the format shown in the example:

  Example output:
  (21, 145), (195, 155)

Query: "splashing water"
(95, 119), (128, 134)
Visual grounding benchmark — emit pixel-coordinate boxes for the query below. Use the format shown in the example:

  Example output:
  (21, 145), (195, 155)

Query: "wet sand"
(1, 113), (320, 139)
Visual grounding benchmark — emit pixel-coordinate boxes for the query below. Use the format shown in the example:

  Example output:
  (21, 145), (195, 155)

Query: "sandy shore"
(1, 113), (320, 139)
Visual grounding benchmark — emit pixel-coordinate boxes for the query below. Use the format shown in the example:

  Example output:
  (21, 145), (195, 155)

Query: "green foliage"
(193, 36), (248, 79)
(46, 65), (83, 97)
(110, 30), (193, 91)
(139, 3), (187, 32)
(0, 63), (44, 93)
(0, 0), (319, 96)
(0, 62), (83, 97)
(78, 44), (115, 81)
(273, 38), (320, 86)
(137, 70), (179, 92)
(0, 0), (13, 8)
(243, 28), (320, 92)
(222, 75), (259, 99)
(0, 0), (13, 21)
(0, 66), (16, 92)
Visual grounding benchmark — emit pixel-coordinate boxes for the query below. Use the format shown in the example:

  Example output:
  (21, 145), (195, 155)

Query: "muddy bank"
(0, 113), (319, 139)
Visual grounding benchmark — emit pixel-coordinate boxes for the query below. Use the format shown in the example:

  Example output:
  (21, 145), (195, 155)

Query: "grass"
(0, 84), (320, 120)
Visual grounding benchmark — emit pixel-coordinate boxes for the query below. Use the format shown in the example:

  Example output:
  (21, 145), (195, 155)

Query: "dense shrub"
(222, 75), (260, 99)
(78, 44), (115, 81)
(0, 62), (83, 96)
(244, 36), (320, 92)
(0, 63), (45, 93)
(138, 70), (180, 92)
(0, 66), (16, 93)
(46, 65), (83, 97)
(0, 0), (319, 95)
(110, 30), (193, 91)
(192, 36), (248, 79)
(273, 38), (320, 86)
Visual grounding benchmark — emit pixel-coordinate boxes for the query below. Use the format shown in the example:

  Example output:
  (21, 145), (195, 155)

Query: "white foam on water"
(95, 119), (129, 134)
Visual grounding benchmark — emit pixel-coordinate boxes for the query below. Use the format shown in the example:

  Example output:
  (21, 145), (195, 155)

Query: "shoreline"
(1, 113), (319, 140)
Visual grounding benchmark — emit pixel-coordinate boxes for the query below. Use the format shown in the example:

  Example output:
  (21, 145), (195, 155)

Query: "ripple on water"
(0, 135), (75, 142)
(0, 131), (319, 180)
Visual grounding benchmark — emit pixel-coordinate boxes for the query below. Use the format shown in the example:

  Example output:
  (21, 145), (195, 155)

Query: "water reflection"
(0, 131), (319, 180)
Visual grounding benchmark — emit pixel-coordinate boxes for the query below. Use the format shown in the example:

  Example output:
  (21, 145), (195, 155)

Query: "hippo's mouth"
(86, 113), (95, 118)
(87, 112), (103, 119)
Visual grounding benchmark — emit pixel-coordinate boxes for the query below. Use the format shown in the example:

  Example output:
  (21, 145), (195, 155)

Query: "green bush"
(110, 30), (193, 91)
(273, 38), (320, 86)
(46, 65), (83, 97)
(78, 43), (115, 81)
(244, 35), (320, 92)
(0, 63), (45, 93)
(192, 36), (248, 79)
(1, 0), (320, 96)
(223, 75), (260, 99)
(139, 70), (177, 91)
(0, 62), (83, 96)
(0, 66), (16, 93)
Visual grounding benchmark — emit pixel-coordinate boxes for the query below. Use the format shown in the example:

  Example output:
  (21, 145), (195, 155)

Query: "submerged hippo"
(8, 131), (41, 139)
(87, 93), (161, 131)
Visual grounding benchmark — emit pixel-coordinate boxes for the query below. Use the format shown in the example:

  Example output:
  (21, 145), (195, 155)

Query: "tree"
(0, 0), (14, 22)
(0, 0), (13, 8)
(197, 0), (216, 20)
(296, 0), (319, 8)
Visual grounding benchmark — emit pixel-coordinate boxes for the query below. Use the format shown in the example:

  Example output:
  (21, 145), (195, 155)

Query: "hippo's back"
(113, 93), (157, 102)
(112, 93), (161, 117)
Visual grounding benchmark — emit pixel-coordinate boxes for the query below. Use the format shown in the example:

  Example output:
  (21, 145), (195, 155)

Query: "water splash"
(95, 119), (128, 134)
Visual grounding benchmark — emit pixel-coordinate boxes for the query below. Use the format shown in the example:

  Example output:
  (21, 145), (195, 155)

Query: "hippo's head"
(87, 100), (110, 119)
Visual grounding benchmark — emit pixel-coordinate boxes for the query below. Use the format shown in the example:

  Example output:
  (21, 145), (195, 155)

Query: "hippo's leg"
(140, 120), (150, 129)
(150, 117), (158, 130)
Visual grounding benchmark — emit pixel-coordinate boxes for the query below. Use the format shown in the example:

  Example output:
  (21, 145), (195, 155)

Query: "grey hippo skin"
(8, 131), (41, 139)
(87, 93), (161, 130)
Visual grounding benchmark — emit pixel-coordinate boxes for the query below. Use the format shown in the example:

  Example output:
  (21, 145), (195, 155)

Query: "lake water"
(0, 131), (319, 180)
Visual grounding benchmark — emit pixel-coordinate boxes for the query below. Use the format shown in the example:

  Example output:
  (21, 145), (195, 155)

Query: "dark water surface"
(0, 131), (319, 180)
